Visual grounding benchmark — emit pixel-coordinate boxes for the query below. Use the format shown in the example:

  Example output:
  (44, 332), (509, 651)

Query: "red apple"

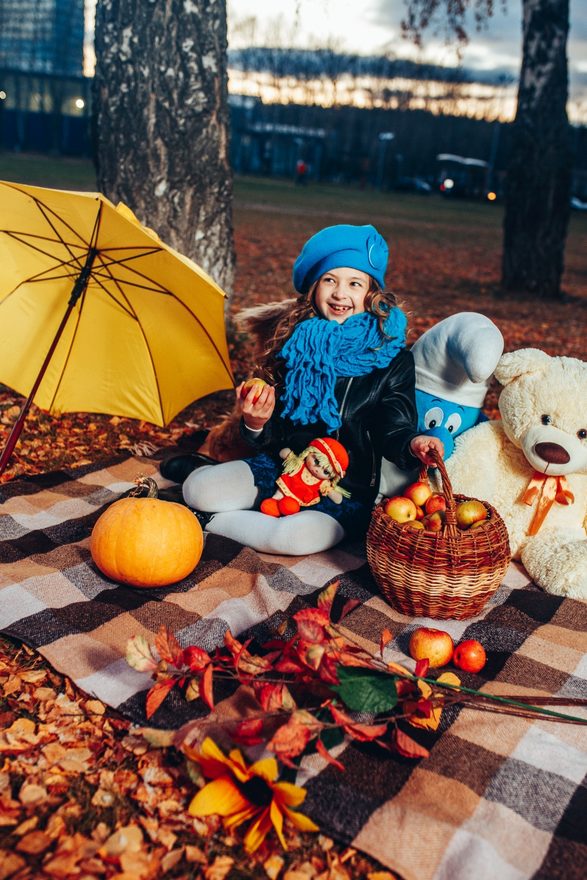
(404, 480), (433, 507)
(240, 377), (268, 404)
(422, 511), (443, 532)
(425, 493), (447, 515)
(409, 627), (454, 668)
(453, 639), (487, 673)
(415, 505), (425, 520)
(383, 496), (418, 523)
(455, 500), (487, 530)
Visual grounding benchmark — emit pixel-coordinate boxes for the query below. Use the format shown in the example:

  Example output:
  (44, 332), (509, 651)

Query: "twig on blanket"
(459, 695), (587, 707)
(457, 700), (587, 724)
(327, 619), (587, 725)
(416, 676), (587, 724)
(126, 580), (587, 782)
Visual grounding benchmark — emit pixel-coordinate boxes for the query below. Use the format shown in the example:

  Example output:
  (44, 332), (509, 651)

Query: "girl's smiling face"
(313, 267), (370, 323)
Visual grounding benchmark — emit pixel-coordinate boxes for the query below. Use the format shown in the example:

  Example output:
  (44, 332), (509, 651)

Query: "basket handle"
(418, 449), (459, 537)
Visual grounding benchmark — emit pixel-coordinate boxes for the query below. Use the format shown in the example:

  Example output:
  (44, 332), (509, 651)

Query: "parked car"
(571, 196), (587, 212)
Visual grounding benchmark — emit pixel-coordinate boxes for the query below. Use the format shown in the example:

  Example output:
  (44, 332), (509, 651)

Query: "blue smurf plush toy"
(379, 312), (504, 498)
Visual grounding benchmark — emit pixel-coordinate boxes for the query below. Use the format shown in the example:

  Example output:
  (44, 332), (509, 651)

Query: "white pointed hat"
(412, 312), (504, 407)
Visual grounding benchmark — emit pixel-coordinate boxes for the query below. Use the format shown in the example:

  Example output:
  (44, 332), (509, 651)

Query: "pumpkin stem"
(129, 475), (159, 498)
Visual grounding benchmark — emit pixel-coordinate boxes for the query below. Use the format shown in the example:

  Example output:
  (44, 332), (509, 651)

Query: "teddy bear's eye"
(578, 429), (587, 440)
(541, 414), (552, 425)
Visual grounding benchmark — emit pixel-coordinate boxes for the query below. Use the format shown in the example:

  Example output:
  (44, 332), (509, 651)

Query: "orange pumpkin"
(90, 477), (203, 587)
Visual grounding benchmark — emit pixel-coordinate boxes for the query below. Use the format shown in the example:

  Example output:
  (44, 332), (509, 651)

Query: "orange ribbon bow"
(521, 472), (575, 536)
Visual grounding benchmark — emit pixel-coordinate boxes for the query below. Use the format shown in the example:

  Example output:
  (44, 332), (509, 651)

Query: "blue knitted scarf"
(279, 309), (407, 433)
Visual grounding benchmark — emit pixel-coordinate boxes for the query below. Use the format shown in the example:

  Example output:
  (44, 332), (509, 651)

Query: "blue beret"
(292, 224), (389, 294)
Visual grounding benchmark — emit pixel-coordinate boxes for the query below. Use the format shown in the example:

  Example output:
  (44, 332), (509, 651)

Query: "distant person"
(169, 224), (443, 555)
(295, 158), (308, 185)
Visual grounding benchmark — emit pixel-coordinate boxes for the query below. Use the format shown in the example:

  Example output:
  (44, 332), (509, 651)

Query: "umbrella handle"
(0, 301), (74, 477)
(0, 398), (35, 477)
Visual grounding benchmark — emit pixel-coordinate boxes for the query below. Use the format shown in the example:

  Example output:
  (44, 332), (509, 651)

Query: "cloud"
(370, 0), (584, 72)
(369, 0), (586, 110)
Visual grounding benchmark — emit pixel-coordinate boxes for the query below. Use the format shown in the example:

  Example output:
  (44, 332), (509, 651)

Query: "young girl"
(181, 223), (443, 555)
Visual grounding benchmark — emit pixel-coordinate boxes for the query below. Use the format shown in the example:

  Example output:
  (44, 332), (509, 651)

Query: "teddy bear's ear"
(494, 348), (551, 387)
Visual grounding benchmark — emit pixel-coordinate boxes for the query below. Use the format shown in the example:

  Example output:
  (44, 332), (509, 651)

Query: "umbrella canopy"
(0, 180), (234, 474)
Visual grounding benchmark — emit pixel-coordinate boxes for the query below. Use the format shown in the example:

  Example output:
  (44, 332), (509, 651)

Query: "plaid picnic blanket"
(1, 455), (586, 880)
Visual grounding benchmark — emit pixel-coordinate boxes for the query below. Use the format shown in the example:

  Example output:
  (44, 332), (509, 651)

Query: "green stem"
(416, 675), (587, 724)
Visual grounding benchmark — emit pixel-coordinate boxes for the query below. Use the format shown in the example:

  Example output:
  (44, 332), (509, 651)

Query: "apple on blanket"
(445, 349), (587, 600)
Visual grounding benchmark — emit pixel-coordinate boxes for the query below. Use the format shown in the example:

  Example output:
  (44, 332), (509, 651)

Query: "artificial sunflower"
(185, 737), (319, 853)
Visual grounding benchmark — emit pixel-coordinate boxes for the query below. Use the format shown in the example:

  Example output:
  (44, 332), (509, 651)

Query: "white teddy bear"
(445, 348), (587, 600)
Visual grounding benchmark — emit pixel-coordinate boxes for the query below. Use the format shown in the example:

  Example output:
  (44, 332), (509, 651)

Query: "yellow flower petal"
(200, 737), (228, 762)
(284, 806), (320, 832)
(270, 799), (287, 850)
(185, 738), (235, 780)
(273, 780), (307, 808)
(195, 738), (250, 782)
(244, 809), (273, 854)
(228, 748), (249, 772)
(188, 777), (249, 818)
(249, 756), (279, 783)
(223, 805), (259, 829)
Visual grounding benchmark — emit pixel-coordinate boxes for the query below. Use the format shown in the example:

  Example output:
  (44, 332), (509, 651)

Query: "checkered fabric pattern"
(1, 455), (586, 880)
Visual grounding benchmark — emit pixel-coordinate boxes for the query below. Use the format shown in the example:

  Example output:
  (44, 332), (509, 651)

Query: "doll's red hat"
(310, 437), (349, 477)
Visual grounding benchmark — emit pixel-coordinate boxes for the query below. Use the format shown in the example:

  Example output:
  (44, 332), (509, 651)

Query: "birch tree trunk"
(501, 0), (571, 298)
(93, 0), (234, 294)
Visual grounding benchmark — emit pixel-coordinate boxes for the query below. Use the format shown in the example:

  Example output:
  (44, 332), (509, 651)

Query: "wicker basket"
(366, 453), (511, 619)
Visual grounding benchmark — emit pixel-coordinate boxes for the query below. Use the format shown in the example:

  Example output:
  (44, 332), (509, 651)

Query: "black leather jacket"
(242, 348), (419, 505)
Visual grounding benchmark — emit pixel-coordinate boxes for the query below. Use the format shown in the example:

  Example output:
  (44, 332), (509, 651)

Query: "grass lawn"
(1, 149), (585, 431)
(0, 151), (98, 191)
(2, 150), (584, 308)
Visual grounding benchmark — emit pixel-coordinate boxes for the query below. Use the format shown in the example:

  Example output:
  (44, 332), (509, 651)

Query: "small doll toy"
(260, 437), (350, 517)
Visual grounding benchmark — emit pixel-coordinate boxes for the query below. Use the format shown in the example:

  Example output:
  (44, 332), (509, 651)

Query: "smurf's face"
(415, 391), (483, 458)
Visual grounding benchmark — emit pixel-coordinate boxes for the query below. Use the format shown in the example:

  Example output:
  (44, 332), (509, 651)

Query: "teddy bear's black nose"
(534, 442), (570, 464)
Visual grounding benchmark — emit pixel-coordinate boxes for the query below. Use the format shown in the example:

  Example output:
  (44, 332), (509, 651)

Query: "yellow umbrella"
(0, 180), (234, 475)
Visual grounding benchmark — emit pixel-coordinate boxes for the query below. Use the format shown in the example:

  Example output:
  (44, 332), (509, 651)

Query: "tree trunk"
(92, 0), (234, 294)
(501, 0), (571, 298)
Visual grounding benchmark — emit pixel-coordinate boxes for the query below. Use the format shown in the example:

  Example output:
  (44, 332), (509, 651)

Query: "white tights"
(182, 460), (345, 555)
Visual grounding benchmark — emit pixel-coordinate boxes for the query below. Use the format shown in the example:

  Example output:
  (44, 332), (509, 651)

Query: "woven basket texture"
(367, 454), (511, 620)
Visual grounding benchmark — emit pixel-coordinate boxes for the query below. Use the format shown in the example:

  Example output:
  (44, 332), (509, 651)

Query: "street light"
(377, 132), (395, 190)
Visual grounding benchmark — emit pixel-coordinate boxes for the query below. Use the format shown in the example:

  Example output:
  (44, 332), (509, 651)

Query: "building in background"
(0, 0), (84, 75)
(0, 0), (89, 154)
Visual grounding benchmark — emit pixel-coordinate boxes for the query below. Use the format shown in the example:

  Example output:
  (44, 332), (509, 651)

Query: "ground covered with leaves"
(1, 163), (586, 878)
(1, 172), (586, 482)
(0, 637), (394, 880)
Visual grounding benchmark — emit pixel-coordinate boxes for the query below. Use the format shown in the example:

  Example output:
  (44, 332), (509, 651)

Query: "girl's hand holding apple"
(236, 379), (276, 431)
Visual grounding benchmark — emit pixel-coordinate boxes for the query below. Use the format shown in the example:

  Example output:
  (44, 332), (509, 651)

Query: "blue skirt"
(244, 452), (372, 538)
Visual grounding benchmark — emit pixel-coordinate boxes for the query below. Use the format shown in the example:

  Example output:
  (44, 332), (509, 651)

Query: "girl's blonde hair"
(257, 277), (400, 387)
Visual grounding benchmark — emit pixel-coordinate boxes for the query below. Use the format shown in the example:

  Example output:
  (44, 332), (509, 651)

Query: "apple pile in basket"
(383, 480), (489, 532)
(366, 452), (511, 620)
